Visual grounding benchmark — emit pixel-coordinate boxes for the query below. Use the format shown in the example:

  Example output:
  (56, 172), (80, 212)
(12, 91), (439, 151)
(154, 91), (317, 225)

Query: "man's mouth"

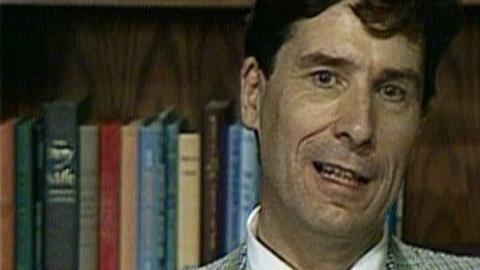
(312, 161), (370, 188)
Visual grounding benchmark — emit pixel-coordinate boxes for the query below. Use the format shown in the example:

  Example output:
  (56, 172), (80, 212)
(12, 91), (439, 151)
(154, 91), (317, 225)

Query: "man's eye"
(312, 70), (338, 89)
(377, 84), (406, 103)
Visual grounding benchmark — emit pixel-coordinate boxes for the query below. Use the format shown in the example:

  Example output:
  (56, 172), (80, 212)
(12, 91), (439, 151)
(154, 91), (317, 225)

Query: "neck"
(257, 193), (384, 270)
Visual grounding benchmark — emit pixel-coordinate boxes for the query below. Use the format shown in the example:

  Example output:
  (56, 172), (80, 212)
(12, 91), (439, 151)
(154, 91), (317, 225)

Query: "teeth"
(315, 162), (364, 187)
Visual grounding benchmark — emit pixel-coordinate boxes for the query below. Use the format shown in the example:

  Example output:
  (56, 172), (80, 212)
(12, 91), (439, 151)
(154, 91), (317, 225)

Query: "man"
(200, 0), (480, 269)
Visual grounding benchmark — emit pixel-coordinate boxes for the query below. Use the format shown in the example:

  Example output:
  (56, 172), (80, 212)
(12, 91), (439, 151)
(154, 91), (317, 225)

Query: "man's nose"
(334, 88), (375, 154)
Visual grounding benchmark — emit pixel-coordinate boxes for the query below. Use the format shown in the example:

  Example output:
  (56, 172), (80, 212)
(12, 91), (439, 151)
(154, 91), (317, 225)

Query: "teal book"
(15, 118), (36, 270)
(164, 118), (182, 270)
(137, 119), (164, 270)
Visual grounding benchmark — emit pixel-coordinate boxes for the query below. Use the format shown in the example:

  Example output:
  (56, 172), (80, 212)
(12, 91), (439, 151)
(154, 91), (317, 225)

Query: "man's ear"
(241, 57), (265, 131)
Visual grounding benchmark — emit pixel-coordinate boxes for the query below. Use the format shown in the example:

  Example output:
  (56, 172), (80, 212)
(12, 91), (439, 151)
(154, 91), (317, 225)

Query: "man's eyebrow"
(298, 51), (358, 70)
(375, 68), (422, 88)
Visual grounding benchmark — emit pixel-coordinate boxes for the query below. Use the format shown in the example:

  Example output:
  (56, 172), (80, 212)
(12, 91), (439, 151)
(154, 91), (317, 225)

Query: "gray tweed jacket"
(195, 237), (480, 270)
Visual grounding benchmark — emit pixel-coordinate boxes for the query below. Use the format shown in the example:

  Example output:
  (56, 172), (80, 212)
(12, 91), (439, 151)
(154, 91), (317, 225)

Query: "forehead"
(282, 1), (424, 73)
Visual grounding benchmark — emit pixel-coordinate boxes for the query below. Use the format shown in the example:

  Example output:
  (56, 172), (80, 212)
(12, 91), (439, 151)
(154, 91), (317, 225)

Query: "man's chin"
(292, 202), (378, 238)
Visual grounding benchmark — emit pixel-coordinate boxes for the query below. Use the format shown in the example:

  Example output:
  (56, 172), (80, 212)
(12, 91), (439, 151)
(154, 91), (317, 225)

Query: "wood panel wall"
(1, 6), (248, 129)
(1, 4), (480, 256)
(404, 7), (480, 256)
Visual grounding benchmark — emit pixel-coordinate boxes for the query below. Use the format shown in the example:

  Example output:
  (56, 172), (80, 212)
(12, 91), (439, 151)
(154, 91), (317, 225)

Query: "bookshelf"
(0, 0), (478, 6)
(1, 0), (480, 260)
(0, 0), (255, 7)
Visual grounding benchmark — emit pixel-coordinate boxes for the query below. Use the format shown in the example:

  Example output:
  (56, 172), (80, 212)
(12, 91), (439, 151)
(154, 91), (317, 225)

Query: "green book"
(15, 118), (36, 270)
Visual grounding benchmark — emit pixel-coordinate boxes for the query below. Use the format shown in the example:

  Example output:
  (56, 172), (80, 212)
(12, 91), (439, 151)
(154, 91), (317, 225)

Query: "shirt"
(246, 207), (388, 270)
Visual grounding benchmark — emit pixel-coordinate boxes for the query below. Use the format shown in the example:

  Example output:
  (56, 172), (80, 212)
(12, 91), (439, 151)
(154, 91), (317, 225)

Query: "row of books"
(0, 99), (260, 270)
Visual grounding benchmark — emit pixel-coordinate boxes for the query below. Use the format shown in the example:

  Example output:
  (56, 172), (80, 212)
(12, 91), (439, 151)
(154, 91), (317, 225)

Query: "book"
(387, 184), (404, 237)
(137, 119), (164, 270)
(201, 100), (234, 263)
(79, 125), (99, 270)
(43, 100), (84, 270)
(164, 116), (181, 270)
(238, 127), (260, 243)
(1, 119), (17, 270)
(224, 123), (242, 253)
(396, 185), (404, 238)
(98, 123), (121, 270)
(177, 133), (201, 269)
(15, 118), (36, 270)
(120, 120), (141, 270)
(34, 120), (44, 270)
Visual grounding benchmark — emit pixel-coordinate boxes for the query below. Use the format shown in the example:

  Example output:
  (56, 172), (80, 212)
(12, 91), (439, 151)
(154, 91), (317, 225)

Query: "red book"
(98, 123), (121, 270)
(0, 119), (16, 270)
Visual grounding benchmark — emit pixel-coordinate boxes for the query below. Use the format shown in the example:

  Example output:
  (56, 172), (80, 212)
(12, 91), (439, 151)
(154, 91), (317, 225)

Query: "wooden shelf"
(0, 0), (255, 8)
(1, 0), (478, 7)
(463, 0), (480, 5)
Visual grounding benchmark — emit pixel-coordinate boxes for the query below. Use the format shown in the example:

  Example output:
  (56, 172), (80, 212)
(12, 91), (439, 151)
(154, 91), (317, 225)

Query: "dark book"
(34, 120), (44, 270)
(98, 123), (121, 270)
(43, 100), (85, 270)
(15, 118), (36, 270)
(201, 100), (234, 264)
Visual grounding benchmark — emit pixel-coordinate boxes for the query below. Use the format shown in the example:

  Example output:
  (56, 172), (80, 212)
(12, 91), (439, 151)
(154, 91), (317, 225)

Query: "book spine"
(201, 102), (232, 263)
(98, 124), (121, 270)
(43, 102), (80, 270)
(120, 122), (139, 270)
(165, 121), (180, 270)
(238, 127), (260, 243)
(395, 185), (404, 238)
(224, 123), (242, 253)
(0, 119), (16, 270)
(177, 133), (201, 269)
(138, 127), (164, 270)
(79, 125), (99, 270)
(15, 119), (36, 270)
(34, 120), (44, 270)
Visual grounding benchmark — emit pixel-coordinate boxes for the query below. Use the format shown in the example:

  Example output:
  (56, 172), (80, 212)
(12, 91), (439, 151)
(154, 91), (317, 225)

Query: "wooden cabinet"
(404, 6), (480, 256)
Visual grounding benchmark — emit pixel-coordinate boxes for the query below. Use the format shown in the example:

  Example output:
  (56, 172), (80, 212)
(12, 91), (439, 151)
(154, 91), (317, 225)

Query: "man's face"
(243, 1), (424, 237)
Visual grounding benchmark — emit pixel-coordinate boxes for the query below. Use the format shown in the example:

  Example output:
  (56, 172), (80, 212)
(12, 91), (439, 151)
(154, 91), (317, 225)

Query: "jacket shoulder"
(390, 237), (480, 270)
(190, 245), (247, 270)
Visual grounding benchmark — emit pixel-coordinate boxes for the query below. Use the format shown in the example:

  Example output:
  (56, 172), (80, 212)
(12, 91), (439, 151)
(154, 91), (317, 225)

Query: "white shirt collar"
(246, 207), (388, 270)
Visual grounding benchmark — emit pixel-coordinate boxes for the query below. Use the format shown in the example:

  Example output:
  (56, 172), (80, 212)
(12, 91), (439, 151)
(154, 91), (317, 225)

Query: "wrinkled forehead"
(282, 1), (424, 74)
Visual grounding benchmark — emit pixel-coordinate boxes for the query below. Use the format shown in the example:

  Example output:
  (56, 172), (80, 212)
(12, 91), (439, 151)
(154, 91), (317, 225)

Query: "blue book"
(238, 127), (260, 244)
(137, 120), (164, 270)
(224, 123), (242, 253)
(164, 118), (181, 270)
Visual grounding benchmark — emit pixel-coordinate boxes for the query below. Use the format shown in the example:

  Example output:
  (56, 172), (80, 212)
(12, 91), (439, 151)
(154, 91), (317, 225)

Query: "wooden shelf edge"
(0, 0), (256, 8)
(1, 0), (478, 7)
